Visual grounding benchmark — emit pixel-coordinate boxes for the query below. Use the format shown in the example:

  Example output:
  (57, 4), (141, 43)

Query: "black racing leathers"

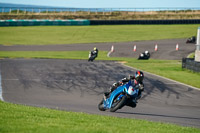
(88, 49), (98, 62)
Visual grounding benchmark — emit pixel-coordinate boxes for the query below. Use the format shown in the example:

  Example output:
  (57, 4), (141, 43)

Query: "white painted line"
(118, 62), (200, 91)
(0, 71), (4, 101)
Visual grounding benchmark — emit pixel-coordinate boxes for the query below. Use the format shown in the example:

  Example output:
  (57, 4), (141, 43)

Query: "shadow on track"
(142, 77), (181, 100)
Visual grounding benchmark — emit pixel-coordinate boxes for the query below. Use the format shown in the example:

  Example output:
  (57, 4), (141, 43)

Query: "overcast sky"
(0, 0), (200, 8)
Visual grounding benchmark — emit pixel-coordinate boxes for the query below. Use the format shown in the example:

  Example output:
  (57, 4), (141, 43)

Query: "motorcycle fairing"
(104, 80), (138, 109)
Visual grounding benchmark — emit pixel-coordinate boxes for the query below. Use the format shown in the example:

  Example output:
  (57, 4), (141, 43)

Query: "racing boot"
(132, 97), (138, 103)
(127, 100), (137, 108)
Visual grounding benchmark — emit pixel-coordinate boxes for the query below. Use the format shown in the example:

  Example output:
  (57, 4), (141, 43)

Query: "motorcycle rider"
(144, 51), (150, 58)
(186, 36), (196, 43)
(104, 71), (144, 107)
(138, 51), (150, 60)
(88, 47), (98, 62)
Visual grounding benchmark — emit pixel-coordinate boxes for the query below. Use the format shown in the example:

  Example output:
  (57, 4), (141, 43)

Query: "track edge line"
(118, 62), (200, 91)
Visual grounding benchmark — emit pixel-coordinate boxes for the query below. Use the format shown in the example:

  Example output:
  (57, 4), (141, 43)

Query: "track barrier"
(0, 19), (90, 26)
(182, 58), (200, 72)
(90, 19), (200, 25)
(1, 19), (200, 27)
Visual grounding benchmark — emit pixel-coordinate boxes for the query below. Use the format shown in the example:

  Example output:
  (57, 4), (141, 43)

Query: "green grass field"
(1, 25), (200, 132)
(0, 24), (199, 45)
(1, 101), (199, 133)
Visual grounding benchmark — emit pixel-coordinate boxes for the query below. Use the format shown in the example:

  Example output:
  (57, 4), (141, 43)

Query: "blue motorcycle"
(98, 80), (139, 112)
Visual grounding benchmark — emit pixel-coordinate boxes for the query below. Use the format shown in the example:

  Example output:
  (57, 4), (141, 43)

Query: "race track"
(0, 39), (196, 60)
(1, 59), (200, 128)
(0, 39), (200, 128)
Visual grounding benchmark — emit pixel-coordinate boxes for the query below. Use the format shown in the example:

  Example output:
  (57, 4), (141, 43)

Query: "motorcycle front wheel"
(110, 94), (127, 112)
(98, 99), (106, 111)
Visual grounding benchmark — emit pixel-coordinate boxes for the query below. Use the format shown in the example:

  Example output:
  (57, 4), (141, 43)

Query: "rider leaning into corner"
(104, 71), (144, 108)
(88, 47), (98, 62)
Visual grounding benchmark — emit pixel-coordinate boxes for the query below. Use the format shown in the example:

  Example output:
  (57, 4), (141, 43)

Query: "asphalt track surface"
(0, 39), (196, 60)
(0, 39), (200, 128)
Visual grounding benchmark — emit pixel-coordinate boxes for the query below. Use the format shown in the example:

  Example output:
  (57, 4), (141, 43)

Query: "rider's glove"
(117, 81), (123, 86)
(122, 78), (127, 82)
(122, 77), (130, 83)
(112, 82), (118, 87)
(129, 75), (135, 79)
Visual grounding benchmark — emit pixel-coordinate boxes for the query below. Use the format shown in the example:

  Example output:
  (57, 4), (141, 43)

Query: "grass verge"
(0, 101), (199, 133)
(0, 24), (199, 45)
(125, 59), (200, 88)
(0, 51), (200, 88)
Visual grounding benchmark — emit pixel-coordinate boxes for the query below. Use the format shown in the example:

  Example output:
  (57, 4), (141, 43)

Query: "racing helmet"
(145, 51), (149, 54)
(135, 71), (144, 83)
(94, 47), (97, 51)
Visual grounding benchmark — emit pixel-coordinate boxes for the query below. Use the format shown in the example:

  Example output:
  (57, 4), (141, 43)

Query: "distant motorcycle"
(138, 51), (150, 60)
(186, 36), (196, 43)
(88, 52), (97, 62)
(98, 80), (139, 112)
(88, 48), (98, 62)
